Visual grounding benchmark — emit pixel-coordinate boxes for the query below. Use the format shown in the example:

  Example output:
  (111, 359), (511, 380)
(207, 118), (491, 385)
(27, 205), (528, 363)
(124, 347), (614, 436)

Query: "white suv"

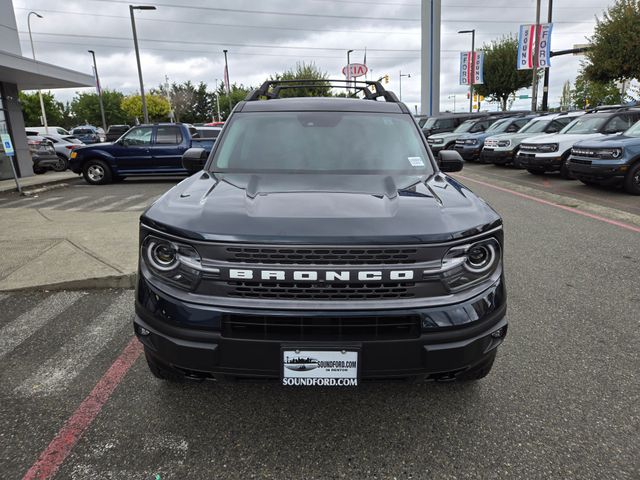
(517, 107), (640, 178)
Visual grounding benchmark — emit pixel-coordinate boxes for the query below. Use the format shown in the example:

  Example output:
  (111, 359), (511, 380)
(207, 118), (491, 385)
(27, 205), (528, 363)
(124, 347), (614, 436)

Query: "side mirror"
(438, 150), (464, 173)
(182, 147), (208, 174)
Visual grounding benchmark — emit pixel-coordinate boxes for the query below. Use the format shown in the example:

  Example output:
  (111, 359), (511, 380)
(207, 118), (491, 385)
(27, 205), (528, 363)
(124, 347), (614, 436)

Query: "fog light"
(138, 326), (151, 336)
(491, 327), (505, 339)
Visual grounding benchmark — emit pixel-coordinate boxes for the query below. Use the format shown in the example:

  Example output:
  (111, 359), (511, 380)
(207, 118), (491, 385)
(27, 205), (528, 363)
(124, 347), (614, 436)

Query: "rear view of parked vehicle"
(27, 136), (60, 174)
(105, 125), (131, 142)
(568, 119), (640, 195)
(71, 126), (103, 144)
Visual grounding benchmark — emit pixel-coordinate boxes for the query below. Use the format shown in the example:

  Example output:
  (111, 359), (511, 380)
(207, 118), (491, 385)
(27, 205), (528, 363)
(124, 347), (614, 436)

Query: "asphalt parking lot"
(1, 168), (638, 479)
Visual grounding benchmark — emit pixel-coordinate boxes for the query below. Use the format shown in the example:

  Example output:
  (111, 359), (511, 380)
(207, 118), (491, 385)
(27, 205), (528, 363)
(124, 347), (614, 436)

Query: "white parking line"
(0, 291), (84, 360)
(124, 195), (160, 211)
(15, 291), (131, 395)
(0, 196), (63, 208)
(93, 194), (144, 212)
(40, 196), (90, 210)
(65, 195), (117, 211)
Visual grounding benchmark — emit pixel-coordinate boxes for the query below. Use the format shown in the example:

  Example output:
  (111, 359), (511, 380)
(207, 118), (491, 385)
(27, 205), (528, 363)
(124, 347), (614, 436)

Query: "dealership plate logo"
(282, 350), (358, 386)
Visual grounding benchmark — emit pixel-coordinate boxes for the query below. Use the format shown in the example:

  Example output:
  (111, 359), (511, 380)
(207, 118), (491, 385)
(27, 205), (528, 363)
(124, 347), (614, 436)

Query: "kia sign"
(342, 63), (368, 78)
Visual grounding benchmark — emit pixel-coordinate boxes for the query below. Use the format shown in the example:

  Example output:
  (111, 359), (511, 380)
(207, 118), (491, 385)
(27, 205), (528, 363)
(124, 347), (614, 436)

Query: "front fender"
(69, 148), (117, 174)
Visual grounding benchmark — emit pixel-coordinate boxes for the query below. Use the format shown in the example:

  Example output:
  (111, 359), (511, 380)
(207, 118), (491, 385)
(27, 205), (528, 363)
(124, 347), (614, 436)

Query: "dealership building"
(0, 1), (94, 180)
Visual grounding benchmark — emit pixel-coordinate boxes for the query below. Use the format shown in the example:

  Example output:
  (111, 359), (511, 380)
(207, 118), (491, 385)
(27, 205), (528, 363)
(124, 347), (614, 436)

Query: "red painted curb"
(456, 174), (640, 234)
(23, 337), (143, 480)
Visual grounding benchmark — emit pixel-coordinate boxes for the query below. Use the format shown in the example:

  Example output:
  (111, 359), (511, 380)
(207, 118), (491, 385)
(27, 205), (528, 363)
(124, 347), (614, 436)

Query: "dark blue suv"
(134, 80), (507, 386)
(568, 120), (640, 195)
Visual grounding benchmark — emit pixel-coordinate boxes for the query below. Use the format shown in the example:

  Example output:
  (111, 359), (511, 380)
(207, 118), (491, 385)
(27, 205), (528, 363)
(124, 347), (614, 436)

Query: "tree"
(70, 90), (128, 127)
(472, 36), (533, 111)
(215, 83), (252, 120)
(155, 81), (214, 123)
(584, 0), (640, 83)
(19, 91), (65, 127)
(269, 62), (331, 98)
(559, 80), (572, 110)
(570, 71), (622, 109)
(120, 94), (170, 123)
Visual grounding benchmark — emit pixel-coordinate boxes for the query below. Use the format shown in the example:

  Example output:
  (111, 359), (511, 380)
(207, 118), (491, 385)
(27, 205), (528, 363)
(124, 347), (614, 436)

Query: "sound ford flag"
(460, 52), (483, 85)
(518, 23), (553, 70)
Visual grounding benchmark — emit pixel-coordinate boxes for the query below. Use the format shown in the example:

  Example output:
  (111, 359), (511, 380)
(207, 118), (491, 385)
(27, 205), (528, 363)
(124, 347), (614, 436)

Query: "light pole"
(88, 50), (107, 132)
(27, 11), (48, 134)
(129, 5), (156, 124)
(346, 49), (354, 95)
(458, 29), (475, 112)
(448, 94), (457, 112)
(399, 71), (411, 102)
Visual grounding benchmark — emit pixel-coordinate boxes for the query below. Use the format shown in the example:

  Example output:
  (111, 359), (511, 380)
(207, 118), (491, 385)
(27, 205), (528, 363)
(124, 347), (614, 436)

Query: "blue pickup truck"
(69, 123), (214, 185)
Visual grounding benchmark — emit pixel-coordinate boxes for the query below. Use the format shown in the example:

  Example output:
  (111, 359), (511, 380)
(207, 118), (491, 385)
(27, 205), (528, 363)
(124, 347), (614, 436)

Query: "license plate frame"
(281, 348), (359, 387)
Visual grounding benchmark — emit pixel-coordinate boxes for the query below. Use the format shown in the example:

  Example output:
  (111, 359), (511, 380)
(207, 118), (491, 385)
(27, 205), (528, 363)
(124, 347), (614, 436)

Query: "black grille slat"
(222, 314), (421, 341)
(227, 281), (417, 300)
(223, 246), (420, 265)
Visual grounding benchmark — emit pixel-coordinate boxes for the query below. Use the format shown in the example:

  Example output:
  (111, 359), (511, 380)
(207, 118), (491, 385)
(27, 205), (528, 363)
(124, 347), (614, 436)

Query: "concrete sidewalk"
(0, 171), (79, 194)
(0, 207), (138, 291)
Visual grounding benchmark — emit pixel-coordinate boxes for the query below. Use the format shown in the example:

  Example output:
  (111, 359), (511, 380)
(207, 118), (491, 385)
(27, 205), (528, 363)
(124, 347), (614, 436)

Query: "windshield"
(422, 117), (438, 129)
(624, 120), (640, 137)
(454, 120), (474, 133)
(73, 128), (95, 135)
(417, 118), (429, 127)
(486, 119), (509, 132)
(211, 112), (433, 174)
(560, 116), (607, 134)
(519, 119), (549, 133)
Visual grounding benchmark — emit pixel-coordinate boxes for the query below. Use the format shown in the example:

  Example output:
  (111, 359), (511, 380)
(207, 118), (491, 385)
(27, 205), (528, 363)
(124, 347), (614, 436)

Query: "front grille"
(571, 159), (592, 165)
(222, 314), (421, 340)
(223, 246), (421, 265)
(227, 281), (417, 299)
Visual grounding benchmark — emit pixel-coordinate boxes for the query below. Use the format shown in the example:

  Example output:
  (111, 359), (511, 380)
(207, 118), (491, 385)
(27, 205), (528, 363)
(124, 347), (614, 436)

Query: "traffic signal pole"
(420, 0), (441, 116)
(541, 0), (553, 111)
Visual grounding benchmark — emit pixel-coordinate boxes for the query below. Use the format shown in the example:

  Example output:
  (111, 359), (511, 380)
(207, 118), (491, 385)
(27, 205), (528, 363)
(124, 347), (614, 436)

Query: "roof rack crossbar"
(245, 79), (399, 103)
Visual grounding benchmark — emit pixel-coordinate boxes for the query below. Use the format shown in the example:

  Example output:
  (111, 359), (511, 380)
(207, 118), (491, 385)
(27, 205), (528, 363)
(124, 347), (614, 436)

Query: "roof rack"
(245, 79), (400, 103)
(585, 103), (640, 113)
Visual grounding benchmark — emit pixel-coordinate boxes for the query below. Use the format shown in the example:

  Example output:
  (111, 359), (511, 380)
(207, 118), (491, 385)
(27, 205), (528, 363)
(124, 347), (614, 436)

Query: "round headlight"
(147, 240), (178, 271)
(465, 243), (496, 273)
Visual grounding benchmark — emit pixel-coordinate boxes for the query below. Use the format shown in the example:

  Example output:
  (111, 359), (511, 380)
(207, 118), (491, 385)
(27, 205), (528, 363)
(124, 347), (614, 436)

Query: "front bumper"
(134, 275), (507, 382)
(454, 145), (482, 161)
(517, 152), (563, 171)
(567, 158), (628, 185)
(482, 148), (515, 165)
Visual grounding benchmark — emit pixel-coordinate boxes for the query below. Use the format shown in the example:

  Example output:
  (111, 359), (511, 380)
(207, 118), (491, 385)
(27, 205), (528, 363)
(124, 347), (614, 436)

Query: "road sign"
(1, 133), (15, 156)
(342, 63), (368, 78)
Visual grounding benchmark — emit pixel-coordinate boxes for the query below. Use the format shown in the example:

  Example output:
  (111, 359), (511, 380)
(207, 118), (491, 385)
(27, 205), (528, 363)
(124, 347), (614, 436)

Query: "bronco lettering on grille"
(228, 269), (414, 282)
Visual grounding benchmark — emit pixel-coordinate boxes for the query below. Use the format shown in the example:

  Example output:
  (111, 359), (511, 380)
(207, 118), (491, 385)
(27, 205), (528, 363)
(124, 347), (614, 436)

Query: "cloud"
(13, 0), (615, 112)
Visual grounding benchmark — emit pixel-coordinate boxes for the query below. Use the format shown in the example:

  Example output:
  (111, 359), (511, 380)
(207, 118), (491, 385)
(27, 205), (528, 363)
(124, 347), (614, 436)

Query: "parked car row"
(425, 105), (640, 195)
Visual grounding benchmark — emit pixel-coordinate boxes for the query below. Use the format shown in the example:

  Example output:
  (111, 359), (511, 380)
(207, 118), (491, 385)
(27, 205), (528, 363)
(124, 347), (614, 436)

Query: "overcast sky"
(13, 0), (616, 114)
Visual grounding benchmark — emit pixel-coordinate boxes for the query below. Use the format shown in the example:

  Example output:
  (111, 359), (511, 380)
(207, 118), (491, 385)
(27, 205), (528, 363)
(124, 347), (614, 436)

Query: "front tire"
(82, 159), (112, 185)
(623, 162), (640, 195)
(527, 168), (546, 175)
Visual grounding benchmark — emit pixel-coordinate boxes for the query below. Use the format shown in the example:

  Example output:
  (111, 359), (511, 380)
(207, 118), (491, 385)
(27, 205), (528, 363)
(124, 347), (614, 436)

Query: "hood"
(572, 134), (639, 148)
(458, 131), (490, 142)
(142, 172), (501, 244)
(525, 133), (603, 144)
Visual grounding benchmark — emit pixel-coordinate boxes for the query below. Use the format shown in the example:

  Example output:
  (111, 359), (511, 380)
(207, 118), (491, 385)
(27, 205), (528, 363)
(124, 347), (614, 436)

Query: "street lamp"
(448, 94), (457, 112)
(346, 49), (354, 95)
(399, 71), (411, 102)
(458, 29), (476, 113)
(88, 50), (107, 132)
(129, 5), (156, 124)
(27, 11), (48, 134)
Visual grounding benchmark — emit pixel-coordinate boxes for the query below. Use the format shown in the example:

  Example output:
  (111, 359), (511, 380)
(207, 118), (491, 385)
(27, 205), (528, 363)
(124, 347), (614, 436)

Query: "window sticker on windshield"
(408, 156), (425, 167)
